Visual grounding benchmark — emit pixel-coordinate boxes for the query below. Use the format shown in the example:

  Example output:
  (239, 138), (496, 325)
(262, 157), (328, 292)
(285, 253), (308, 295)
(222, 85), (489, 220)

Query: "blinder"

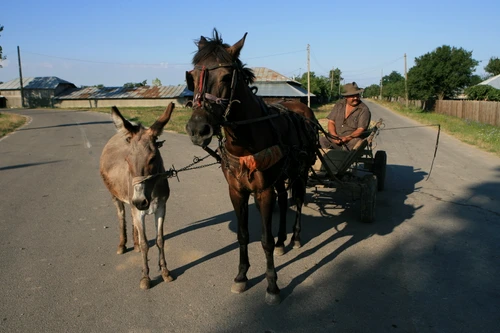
(185, 71), (194, 92)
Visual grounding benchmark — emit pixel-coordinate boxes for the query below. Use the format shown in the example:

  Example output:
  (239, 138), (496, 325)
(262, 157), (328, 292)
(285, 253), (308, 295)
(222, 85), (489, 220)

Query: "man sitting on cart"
(319, 82), (371, 151)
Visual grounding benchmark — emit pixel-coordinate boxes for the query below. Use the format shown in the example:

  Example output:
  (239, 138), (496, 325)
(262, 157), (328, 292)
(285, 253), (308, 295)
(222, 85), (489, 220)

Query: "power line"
(245, 49), (305, 60)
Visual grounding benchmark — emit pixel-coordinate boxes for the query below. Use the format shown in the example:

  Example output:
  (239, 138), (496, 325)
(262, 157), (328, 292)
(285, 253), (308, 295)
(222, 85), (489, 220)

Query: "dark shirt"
(326, 99), (371, 137)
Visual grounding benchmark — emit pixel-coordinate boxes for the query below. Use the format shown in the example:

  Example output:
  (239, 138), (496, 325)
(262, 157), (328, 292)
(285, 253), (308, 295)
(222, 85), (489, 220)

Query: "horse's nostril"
(200, 124), (212, 137)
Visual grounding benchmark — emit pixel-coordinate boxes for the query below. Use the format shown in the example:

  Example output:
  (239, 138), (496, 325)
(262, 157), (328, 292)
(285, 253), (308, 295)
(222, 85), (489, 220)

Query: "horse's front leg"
(255, 188), (281, 305)
(228, 187), (251, 294)
(112, 196), (127, 254)
(290, 177), (306, 249)
(131, 208), (151, 290)
(154, 200), (174, 283)
(274, 181), (288, 256)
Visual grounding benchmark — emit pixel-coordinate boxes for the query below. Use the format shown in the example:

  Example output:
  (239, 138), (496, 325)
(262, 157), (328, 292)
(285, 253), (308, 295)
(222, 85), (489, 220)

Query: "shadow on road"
(160, 163), (426, 303)
(0, 160), (64, 171)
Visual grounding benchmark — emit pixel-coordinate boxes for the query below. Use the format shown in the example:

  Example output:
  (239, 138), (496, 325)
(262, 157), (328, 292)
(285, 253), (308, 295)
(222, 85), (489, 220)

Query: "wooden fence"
(435, 100), (500, 126)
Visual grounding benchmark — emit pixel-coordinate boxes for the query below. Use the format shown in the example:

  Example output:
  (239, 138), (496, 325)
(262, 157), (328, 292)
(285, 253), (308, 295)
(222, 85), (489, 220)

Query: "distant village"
(0, 67), (314, 109)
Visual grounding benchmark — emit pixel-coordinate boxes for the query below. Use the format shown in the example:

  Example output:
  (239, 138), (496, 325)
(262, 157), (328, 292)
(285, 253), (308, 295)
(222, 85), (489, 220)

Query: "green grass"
(0, 112), (27, 138)
(369, 99), (500, 157)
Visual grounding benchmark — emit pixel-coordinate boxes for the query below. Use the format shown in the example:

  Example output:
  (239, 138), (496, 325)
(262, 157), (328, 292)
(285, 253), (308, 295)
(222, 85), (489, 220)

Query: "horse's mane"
(193, 29), (256, 85)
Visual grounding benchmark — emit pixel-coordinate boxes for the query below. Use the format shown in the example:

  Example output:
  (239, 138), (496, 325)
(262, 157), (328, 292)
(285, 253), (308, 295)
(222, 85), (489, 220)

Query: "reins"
(132, 153), (220, 185)
(378, 124), (441, 180)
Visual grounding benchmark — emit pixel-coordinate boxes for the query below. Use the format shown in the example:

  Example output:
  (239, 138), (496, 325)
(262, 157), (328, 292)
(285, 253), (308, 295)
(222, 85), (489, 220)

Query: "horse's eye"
(221, 74), (232, 84)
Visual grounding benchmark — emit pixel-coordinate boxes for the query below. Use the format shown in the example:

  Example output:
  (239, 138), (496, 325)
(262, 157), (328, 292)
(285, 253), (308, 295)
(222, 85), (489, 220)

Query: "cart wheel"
(373, 151), (387, 191)
(360, 174), (377, 223)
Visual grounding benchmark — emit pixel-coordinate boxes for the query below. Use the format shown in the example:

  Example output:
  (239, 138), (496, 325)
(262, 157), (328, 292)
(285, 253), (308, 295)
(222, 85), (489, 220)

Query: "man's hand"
(341, 135), (353, 143)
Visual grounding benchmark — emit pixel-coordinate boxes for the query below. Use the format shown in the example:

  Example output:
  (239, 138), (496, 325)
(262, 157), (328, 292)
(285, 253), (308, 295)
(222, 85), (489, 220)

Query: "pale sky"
(1, 0), (498, 88)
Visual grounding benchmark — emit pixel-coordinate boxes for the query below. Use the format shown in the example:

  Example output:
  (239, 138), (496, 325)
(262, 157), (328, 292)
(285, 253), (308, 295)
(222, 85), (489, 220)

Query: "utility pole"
(17, 46), (25, 108)
(307, 44), (310, 107)
(404, 53), (409, 107)
(379, 69), (383, 100)
(338, 72), (341, 97)
(330, 67), (334, 101)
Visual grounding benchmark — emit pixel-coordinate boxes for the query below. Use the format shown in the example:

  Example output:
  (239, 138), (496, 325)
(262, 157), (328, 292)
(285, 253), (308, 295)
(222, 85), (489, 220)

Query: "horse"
(185, 29), (318, 305)
(99, 103), (175, 290)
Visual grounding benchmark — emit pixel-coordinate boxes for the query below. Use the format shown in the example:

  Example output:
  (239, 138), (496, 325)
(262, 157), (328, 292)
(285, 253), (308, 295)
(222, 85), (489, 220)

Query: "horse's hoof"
(162, 271), (174, 282)
(292, 240), (302, 249)
(274, 246), (285, 256)
(265, 292), (281, 305)
(140, 277), (151, 290)
(231, 281), (247, 294)
(134, 245), (141, 253)
(116, 246), (126, 254)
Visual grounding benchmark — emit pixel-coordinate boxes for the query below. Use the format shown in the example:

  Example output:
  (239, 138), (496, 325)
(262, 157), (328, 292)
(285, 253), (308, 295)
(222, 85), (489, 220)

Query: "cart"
(308, 119), (386, 223)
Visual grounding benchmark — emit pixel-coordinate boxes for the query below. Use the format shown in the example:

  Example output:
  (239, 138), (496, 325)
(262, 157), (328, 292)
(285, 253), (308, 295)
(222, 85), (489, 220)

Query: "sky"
(1, 0), (499, 89)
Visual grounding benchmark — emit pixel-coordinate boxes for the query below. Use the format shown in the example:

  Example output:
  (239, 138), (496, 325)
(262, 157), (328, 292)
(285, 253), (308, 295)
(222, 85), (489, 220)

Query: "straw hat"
(341, 82), (364, 96)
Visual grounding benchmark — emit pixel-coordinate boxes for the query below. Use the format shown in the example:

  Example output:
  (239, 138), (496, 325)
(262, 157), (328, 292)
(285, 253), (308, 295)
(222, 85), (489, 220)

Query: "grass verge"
(0, 112), (27, 138)
(368, 99), (500, 157)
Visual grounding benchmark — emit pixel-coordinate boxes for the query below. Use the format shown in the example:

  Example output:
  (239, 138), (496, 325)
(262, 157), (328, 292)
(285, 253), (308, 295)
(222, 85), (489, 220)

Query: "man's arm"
(327, 120), (341, 144)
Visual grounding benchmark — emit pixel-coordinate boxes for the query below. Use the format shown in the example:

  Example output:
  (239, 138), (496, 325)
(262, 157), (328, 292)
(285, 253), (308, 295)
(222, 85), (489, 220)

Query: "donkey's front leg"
(112, 197), (127, 254)
(155, 200), (174, 283)
(228, 187), (250, 294)
(131, 208), (151, 290)
(256, 189), (281, 305)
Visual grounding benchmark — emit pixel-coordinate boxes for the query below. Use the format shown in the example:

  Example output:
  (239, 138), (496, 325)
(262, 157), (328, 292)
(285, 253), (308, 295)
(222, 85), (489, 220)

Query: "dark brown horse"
(185, 30), (317, 304)
(100, 103), (175, 290)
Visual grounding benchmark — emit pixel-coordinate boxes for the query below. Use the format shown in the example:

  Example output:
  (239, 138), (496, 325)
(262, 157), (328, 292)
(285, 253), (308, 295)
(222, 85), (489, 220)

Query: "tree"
(407, 45), (478, 100)
(363, 84), (380, 98)
(327, 68), (343, 100)
(0, 25), (5, 68)
(152, 78), (162, 86)
(381, 71), (405, 99)
(484, 57), (500, 76)
(295, 72), (331, 103)
(464, 85), (500, 101)
(123, 80), (148, 88)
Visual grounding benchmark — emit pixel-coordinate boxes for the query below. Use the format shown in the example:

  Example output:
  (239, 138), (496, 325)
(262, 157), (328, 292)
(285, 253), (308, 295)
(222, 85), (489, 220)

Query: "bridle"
(187, 62), (281, 128)
(188, 62), (240, 122)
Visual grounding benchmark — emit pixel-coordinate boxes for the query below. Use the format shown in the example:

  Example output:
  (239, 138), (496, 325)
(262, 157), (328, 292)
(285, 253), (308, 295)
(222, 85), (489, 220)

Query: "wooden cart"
(308, 119), (387, 223)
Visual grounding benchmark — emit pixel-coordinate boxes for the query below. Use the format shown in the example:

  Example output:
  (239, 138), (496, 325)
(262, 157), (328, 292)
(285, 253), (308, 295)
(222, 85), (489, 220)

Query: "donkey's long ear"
(197, 36), (208, 50)
(150, 102), (175, 137)
(111, 106), (136, 135)
(227, 33), (247, 59)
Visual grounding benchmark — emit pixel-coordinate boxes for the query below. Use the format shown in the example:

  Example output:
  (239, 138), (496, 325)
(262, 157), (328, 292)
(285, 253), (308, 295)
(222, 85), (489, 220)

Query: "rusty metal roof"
(251, 67), (299, 83)
(54, 85), (193, 100)
(253, 82), (314, 97)
(0, 77), (76, 90)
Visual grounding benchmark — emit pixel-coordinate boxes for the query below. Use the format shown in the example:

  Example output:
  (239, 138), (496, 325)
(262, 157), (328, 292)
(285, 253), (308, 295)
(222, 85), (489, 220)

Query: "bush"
(464, 85), (500, 101)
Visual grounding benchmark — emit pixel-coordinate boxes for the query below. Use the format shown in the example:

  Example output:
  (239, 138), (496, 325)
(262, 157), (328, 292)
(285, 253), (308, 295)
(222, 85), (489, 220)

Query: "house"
(53, 85), (193, 108)
(0, 77), (76, 108)
(478, 74), (500, 89)
(251, 67), (314, 104)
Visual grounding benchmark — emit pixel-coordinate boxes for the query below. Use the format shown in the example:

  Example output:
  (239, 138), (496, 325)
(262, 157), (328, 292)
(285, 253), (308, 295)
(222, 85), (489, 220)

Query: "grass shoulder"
(0, 112), (27, 138)
(367, 99), (500, 157)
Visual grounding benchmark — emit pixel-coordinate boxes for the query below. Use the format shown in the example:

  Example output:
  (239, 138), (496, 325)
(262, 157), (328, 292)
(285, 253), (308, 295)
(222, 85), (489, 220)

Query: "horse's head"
(185, 29), (255, 147)
(111, 103), (174, 210)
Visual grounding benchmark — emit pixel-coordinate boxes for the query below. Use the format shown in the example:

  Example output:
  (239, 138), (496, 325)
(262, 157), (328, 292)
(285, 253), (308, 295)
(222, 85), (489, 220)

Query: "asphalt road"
(1, 102), (499, 333)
